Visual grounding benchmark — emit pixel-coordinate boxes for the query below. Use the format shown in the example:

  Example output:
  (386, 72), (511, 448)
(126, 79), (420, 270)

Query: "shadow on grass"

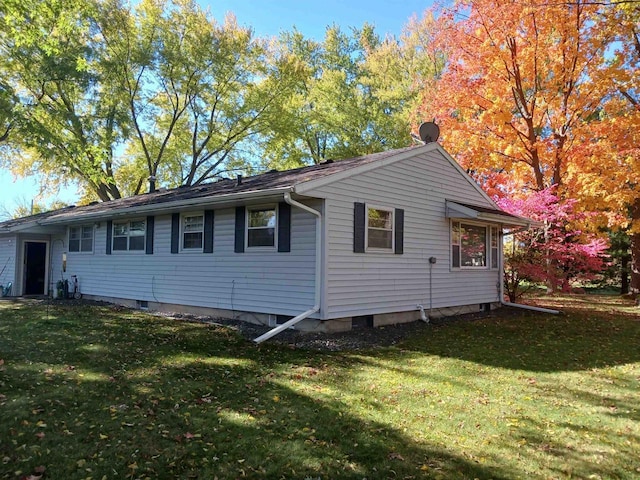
(394, 302), (640, 373)
(1, 303), (511, 480)
(512, 415), (640, 480)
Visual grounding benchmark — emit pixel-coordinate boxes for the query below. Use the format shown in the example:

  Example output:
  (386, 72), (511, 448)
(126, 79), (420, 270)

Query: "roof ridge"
(1, 145), (420, 229)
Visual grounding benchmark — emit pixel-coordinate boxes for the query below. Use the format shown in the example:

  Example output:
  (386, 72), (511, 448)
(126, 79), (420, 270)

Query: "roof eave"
(39, 186), (294, 225)
(477, 212), (533, 228)
(4, 221), (39, 233)
(446, 200), (534, 228)
(4, 223), (67, 234)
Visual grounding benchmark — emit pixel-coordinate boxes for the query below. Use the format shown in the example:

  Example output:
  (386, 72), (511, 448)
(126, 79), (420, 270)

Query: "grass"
(0, 295), (638, 480)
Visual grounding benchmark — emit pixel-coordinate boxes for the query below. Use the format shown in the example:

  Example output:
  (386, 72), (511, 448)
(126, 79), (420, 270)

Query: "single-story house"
(0, 142), (532, 339)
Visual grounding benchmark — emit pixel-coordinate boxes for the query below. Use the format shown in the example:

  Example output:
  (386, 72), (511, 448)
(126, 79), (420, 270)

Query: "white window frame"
(181, 212), (204, 252)
(246, 205), (277, 250)
(490, 226), (499, 270)
(68, 225), (94, 253)
(365, 205), (394, 252)
(112, 219), (146, 253)
(451, 221), (499, 270)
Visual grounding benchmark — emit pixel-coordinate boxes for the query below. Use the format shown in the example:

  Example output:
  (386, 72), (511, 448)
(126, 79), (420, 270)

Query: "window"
(353, 203), (403, 254)
(451, 221), (494, 268)
(69, 225), (93, 253)
(367, 207), (393, 250)
(182, 214), (204, 250)
(491, 227), (499, 269)
(113, 220), (145, 251)
(247, 207), (276, 248)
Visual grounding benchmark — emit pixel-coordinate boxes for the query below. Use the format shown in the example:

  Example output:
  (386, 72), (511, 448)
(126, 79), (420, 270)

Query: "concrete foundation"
(81, 294), (500, 334)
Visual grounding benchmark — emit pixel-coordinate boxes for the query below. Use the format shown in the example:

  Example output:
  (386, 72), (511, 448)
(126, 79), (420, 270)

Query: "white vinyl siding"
(47, 206), (317, 317)
(0, 235), (17, 293)
(308, 148), (503, 319)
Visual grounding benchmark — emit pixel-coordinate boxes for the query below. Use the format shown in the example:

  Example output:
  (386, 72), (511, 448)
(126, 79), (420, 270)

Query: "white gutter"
(499, 231), (560, 315)
(253, 191), (322, 343)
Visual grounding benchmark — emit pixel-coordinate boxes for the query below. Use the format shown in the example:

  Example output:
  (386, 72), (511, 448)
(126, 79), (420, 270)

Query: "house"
(0, 142), (531, 338)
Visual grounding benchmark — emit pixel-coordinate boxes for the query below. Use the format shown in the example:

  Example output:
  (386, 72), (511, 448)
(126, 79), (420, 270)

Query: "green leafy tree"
(260, 22), (443, 170)
(99, 0), (301, 191)
(1, 0), (300, 199)
(0, 0), (127, 200)
(0, 80), (16, 142)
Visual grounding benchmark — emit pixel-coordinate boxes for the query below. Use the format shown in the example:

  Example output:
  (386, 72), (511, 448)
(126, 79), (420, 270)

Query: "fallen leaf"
(388, 452), (405, 461)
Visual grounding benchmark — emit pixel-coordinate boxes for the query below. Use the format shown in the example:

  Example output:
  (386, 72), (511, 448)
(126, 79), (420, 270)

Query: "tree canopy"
(1, 0), (437, 201)
(418, 0), (639, 293)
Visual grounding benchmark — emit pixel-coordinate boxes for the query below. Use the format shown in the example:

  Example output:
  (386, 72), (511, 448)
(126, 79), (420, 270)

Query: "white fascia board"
(292, 143), (440, 195)
(477, 212), (533, 228)
(40, 187), (293, 225)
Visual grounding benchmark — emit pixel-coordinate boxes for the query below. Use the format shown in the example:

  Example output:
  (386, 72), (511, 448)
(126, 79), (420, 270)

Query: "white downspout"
(254, 191), (322, 343)
(416, 304), (428, 323)
(499, 230), (560, 315)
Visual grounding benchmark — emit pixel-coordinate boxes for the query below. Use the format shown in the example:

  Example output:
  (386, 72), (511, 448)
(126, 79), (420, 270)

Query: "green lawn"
(1, 296), (638, 479)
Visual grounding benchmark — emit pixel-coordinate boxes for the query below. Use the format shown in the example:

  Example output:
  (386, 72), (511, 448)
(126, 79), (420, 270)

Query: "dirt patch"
(156, 308), (507, 351)
(36, 297), (511, 351)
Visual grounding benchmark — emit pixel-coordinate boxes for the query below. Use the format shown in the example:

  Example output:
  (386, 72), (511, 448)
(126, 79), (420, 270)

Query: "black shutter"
(353, 202), (366, 253)
(106, 220), (112, 255)
(234, 206), (245, 253)
(171, 213), (180, 254)
(277, 202), (291, 253)
(145, 216), (155, 254)
(394, 208), (404, 255)
(203, 210), (214, 253)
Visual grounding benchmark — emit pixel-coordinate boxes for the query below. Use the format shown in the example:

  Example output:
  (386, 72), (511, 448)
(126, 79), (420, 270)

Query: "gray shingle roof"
(1, 146), (418, 229)
(0, 208), (70, 232)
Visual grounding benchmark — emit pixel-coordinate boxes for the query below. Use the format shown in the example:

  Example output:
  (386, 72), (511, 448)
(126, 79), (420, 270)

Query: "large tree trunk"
(621, 254), (629, 295)
(630, 199), (640, 303)
(630, 231), (640, 298)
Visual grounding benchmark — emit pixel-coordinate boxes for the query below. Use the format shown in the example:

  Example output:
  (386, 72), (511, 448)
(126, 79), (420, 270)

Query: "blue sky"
(0, 0), (435, 218)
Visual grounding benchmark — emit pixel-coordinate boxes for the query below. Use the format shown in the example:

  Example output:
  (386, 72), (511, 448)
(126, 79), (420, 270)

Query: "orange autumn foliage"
(417, 0), (640, 293)
(420, 0), (613, 192)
